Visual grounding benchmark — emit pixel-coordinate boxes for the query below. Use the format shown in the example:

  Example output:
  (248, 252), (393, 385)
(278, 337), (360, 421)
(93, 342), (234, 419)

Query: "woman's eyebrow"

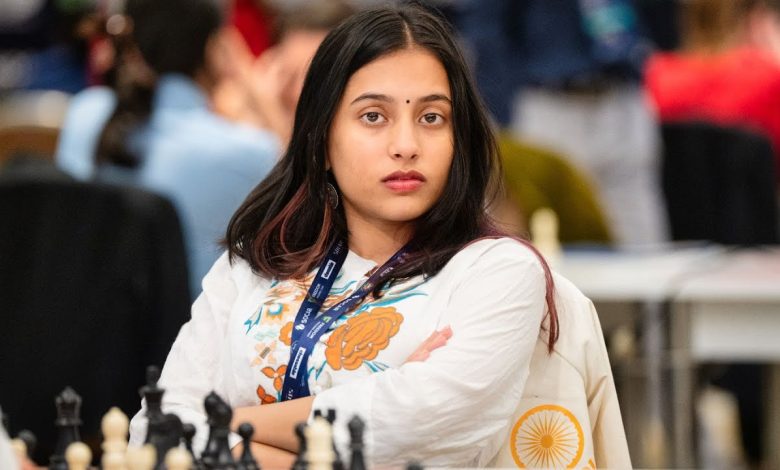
(350, 93), (452, 105)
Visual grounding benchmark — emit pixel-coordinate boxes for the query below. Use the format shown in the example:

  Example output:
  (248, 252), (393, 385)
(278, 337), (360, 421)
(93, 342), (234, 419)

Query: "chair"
(490, 275), (631, 469)
(661, 122), (779, 245)
(0, 160), (191, 464)
(498, 134), (613, 245)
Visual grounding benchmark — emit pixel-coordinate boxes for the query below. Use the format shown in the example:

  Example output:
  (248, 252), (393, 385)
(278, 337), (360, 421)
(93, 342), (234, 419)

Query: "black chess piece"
(405, 461), (424, 470)
(140, 365), (165, 426)
(237, 423), (260, 470)
(291, 422), (308, 470)
(201, 391), (236, 470)
(347, 416), (366, 470)
(49, 387), (82, 470)
(182, 422), (197, 457)
(141, 365), (184, 470)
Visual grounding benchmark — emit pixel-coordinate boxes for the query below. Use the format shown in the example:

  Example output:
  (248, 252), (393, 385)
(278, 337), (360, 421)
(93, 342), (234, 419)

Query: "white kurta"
(129, 238), (547, 467)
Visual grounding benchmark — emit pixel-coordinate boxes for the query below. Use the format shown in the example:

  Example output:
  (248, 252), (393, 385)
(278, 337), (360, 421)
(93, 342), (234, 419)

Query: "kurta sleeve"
(311, 240), (547, 467)
(128, 252), (240, 454)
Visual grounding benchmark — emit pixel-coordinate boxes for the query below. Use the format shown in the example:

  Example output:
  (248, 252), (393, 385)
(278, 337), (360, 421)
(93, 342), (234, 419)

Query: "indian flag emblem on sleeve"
(510, 404), (585, 468)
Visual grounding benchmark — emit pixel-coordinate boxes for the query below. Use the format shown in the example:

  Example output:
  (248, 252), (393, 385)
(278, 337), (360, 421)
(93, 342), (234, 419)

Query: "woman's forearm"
(231, 396), (314, 452)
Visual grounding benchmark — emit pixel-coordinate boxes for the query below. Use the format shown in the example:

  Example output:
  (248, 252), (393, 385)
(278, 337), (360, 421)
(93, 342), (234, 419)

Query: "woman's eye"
(421, 113), (444, 125)
(360, 112), (386, 124)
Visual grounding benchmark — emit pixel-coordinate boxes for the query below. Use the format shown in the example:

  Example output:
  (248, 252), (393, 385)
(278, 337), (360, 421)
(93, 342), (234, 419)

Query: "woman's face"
(327, 47), (454, 232)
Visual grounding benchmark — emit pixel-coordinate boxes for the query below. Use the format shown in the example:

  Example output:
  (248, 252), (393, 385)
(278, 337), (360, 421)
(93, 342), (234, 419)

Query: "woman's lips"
(382, 170), (426, 192)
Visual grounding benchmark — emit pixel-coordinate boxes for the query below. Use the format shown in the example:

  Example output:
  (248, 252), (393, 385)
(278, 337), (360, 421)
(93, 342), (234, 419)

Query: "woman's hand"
(405, 326), (452, 363)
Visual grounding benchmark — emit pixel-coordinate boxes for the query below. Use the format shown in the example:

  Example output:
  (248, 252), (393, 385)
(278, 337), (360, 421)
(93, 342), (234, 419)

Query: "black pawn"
(237, 423), (260, 470)
(347, 416), (366, 470)
(406, 461), (424, 470)
(291, 422), (308, 470)
(201, 391), (236, 470)
(182, 422), (197, 457)
(49, 387), (82, 470)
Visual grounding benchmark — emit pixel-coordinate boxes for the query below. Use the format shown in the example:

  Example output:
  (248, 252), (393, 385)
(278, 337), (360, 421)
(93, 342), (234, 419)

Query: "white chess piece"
(9, 438), (26, 467)
(165, 446), (193, 470)
(102, 406), (129, 470)
(65, 441), (92, 470)
(305, 416), (334, 470)
(126, 444), (156, 470)
(530, 207), (562, 268)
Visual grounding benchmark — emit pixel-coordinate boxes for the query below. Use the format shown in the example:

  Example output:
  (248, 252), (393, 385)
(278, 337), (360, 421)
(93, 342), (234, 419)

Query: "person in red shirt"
(645, 0), (780, 179)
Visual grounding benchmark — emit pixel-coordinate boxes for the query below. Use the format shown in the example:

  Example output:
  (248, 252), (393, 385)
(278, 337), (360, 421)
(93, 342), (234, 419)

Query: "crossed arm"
(230, 327), (453, 467)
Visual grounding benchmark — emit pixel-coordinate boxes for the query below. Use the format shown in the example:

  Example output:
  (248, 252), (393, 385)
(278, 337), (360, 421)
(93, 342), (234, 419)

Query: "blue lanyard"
(281, 239), (409, 401)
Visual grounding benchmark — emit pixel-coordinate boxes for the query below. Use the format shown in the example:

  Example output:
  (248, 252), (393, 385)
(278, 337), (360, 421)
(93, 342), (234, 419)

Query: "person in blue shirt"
(56, 0), (280, 297)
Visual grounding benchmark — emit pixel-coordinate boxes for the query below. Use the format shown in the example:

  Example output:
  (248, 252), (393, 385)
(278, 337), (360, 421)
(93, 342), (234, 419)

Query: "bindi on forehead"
(406, 99), (410, 104)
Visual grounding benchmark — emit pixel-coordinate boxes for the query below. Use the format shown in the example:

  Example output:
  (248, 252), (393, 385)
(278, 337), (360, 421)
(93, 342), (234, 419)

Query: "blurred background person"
(55, 0), (280, 297)
(213, 0), (355, 143)
(646, 0), (780, 184)
(455, 0), (670, 247)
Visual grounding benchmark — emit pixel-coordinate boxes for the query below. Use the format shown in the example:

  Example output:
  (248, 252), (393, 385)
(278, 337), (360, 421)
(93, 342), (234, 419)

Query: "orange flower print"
(279, 321), (293, 346)
(256, 385), (277, 404)
(325, 307), (404, 370)
(262, 365), (288, 392)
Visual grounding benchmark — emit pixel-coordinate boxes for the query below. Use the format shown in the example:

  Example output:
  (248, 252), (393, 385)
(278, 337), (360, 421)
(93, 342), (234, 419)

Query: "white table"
(558, 245), (725, 467)
(672, 248), (780, 468)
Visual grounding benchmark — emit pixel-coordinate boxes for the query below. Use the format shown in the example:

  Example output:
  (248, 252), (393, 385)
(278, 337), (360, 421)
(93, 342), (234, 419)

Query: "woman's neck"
(346, 214), (413, 266)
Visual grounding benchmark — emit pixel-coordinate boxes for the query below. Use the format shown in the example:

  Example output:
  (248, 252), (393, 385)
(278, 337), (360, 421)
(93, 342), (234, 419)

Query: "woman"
(645, 0), (780, 182)
(55, 0), (280, 296)
(130, 5), (559, 467)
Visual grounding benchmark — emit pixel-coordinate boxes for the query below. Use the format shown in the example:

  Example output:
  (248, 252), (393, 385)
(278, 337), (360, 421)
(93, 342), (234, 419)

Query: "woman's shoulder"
(201, 251), (274, 294)
(440, 237), (546, 284)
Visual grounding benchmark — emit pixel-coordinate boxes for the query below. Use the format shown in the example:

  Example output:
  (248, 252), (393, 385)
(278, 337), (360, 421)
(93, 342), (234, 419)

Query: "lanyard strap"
(281, 239), (409, 401)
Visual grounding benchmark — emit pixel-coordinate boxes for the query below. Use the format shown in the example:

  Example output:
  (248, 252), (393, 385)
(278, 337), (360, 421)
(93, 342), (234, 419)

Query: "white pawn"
(65, 441), (92, 470)
(305, 416), (334, 470)
(102, 407), (129, 470)
(9, 438), (27, 466)
(165, 446), (193, 470)
(530, 207), (562, 268)
(126, 444), (156, 470)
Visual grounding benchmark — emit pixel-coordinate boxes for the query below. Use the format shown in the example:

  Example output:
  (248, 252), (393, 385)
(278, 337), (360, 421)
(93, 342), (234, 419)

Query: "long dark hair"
(226, 4), (559, 349)
(95, 0), (223, 167)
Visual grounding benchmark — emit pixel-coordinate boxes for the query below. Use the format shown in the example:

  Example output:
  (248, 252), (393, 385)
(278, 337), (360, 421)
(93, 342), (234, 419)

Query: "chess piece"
(405, 461), (423, 470)
(49, 387), (82, 470)
(102, 407), (130, 470)
(127, 444), (157, 470)
(347, 416), (365, 470)
(182, 423), (197, 458)
(201, 391), (236, 469)
(292, 422), (308, 470)
(141, 366), (165, 425)
(141, 365), (184, 469)
(237, 423), (260, 470)
(16, 430), (36, 460)
(165, 446), (193, 470)
(305, 417), (334, 470)
(314, 410), (343, 470)
(530, 207), (562, 268)
(10, 438), (28, 467)
(64, 441), (91, 470)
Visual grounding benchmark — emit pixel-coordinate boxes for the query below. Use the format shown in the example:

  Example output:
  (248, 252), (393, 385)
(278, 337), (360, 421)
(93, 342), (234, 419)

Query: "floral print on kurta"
(243, 265), (427, 402)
